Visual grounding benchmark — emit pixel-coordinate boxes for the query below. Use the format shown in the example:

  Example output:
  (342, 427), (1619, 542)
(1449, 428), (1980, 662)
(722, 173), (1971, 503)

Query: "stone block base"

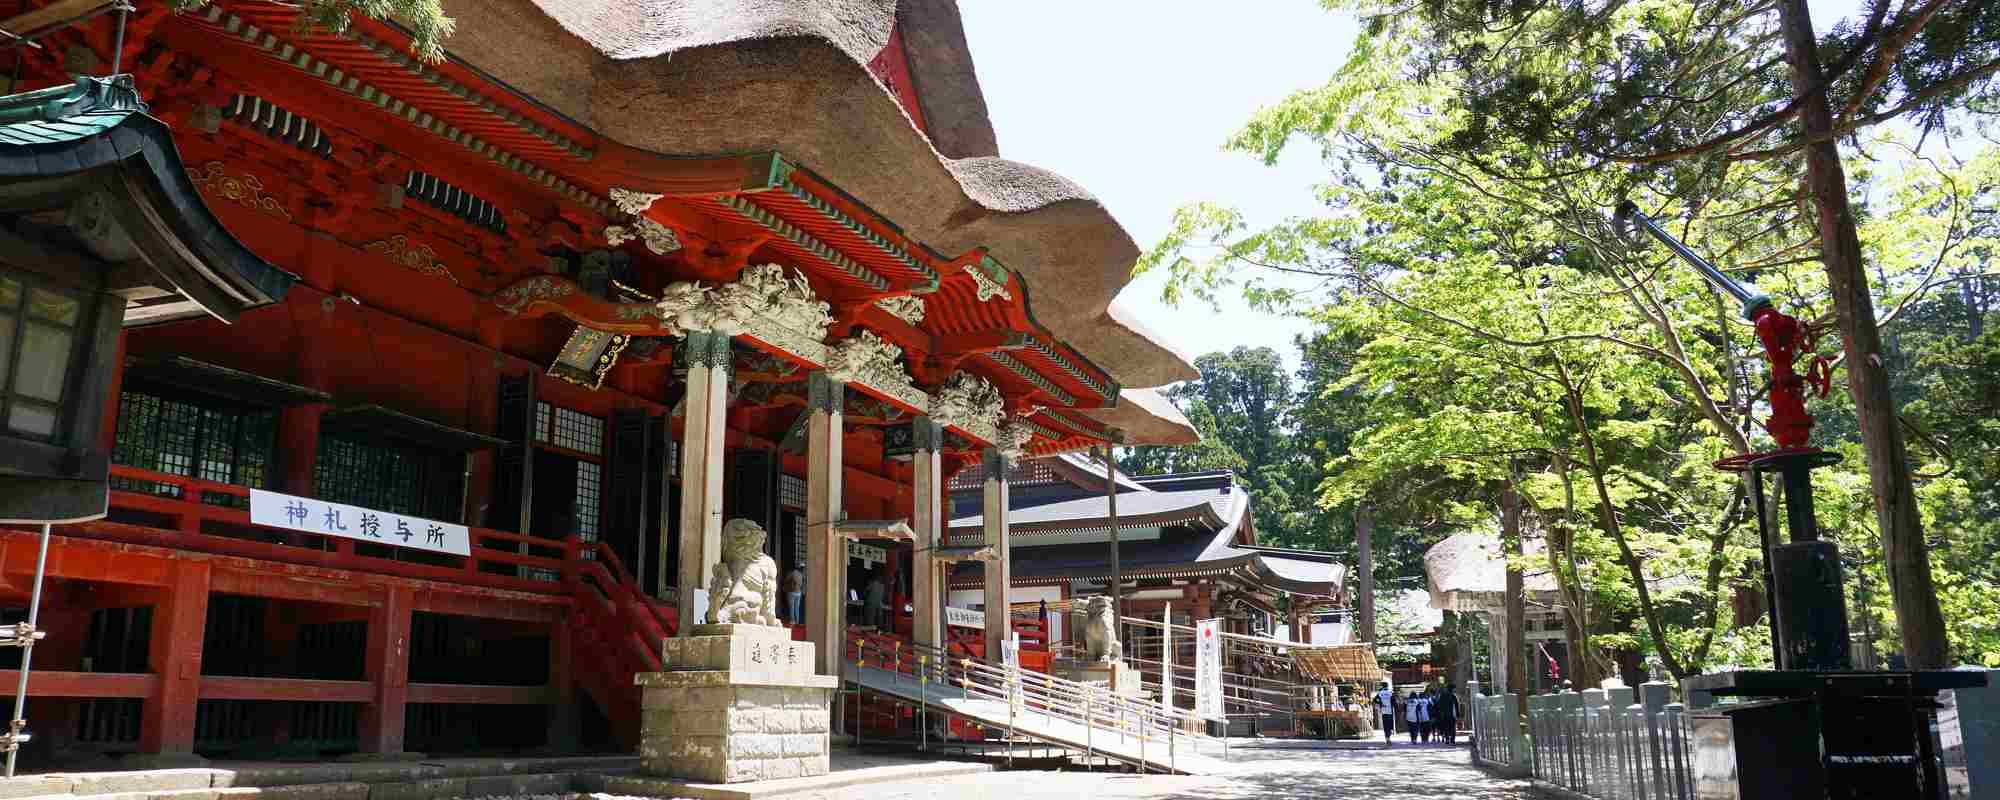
(1057, 659), (1141, 697)
(639, 627), (838, 785)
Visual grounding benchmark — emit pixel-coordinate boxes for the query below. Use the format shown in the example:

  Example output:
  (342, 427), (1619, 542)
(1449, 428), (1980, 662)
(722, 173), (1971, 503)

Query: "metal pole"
(919, 653), (928, 752)
(1102, 446), (1122, 640)
(1748, 467), (1785, 667)
(6, 524), (53, 778)
(107, 5), (129, 75)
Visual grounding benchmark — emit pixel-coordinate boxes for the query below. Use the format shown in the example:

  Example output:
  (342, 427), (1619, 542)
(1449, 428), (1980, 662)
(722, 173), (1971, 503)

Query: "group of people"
(1370, 682), (1460, 745)
(777, 564), (903, 630)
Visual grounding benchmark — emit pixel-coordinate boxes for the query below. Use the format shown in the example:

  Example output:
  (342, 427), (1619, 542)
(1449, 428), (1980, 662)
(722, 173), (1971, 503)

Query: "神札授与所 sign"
(249, 489), (471, 556)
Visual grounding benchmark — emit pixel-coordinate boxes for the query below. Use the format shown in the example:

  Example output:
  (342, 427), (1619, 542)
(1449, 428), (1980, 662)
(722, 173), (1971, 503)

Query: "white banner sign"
(1160, 602), (1175, 714)
(847, 540), (887, 565)
(945, 606), (985, 630)
(250, 489), (471, 556)
(1195, 617), (1224, 721)
(1002, 632), (1023, 713)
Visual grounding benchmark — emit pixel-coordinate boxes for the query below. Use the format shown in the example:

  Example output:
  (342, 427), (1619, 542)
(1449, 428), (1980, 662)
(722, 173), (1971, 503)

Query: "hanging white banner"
(1194, 617), (1224, 721)
(945, 606), (985, 630)
(1161, 602), (1175, 714)
(250, 489), (471, 556)
(1002, 631), (1023, 713)
(847, 540), (887, 565)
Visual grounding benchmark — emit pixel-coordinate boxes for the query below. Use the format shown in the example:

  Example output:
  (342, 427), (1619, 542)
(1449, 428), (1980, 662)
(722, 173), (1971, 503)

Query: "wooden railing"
(95, 464), (577, 595)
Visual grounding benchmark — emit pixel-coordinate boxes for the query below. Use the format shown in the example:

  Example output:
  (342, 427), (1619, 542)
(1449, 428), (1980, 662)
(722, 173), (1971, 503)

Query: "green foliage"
(170, 0), (455, 62)
(1135, 0), (2000, 674)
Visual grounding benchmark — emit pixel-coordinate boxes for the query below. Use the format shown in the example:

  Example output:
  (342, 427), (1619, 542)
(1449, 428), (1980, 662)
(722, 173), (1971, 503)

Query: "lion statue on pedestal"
(1082, 595), (1122, 663)
(706, 518), (781, 626)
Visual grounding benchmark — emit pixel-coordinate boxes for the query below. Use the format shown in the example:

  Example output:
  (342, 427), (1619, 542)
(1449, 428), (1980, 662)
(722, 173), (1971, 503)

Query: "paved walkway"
(793, 742), (1538, 800)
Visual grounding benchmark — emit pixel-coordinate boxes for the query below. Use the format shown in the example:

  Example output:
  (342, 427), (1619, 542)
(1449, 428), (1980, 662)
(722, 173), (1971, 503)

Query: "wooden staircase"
(565, 540), (675, 745)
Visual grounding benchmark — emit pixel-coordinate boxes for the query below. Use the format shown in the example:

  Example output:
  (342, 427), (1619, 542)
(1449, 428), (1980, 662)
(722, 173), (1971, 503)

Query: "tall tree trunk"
(1356, 503), (1377, 643)
(1501, 468), (1528, 702)
(1776, 0), (1950, 669)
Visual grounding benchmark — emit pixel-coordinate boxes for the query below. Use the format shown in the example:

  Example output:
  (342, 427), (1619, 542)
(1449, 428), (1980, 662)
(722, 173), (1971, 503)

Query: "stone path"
(794, 742), (1539, 800)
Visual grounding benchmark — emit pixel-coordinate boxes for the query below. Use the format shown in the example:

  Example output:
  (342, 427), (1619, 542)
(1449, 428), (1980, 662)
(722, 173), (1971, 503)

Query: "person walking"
(1373, 683), (1396, 745)
(1435, 683), (1461, 745)
(1406, 689), (1424, 743)
(864, 572), (888, 629)
(783, 564), (804, 624)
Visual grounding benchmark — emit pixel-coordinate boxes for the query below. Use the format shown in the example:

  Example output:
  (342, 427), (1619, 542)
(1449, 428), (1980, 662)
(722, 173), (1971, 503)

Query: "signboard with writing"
(881, 422), (916, 459)
(1195, 617), (1224, 721)
(250, 489), (471, 556)
(945, 606), (985, 629)
(847, 540), (887, 565)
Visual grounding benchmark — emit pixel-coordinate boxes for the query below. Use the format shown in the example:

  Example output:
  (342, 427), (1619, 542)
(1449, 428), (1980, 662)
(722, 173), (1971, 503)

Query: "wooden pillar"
(547, 613), (578, 751)
(805, 372), (845, 675)
(359, 586), (414, 754)
(141, 561), (209, 756)
(276, 403), (326, 496)
(1356, 502), (1375, 644)
(910, 419), (944, 650)
(981, 449), (1010, 661)
(97, 330), (127, 453)
(676, 331), (730, 634)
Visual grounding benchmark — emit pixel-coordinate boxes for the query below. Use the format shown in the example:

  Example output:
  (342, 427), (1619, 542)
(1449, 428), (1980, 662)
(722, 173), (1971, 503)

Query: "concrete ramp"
(846, 663), (1229, 775)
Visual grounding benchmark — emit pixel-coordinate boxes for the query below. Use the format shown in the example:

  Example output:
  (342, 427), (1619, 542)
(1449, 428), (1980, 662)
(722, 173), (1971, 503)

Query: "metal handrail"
(844, 635), (1222, 769)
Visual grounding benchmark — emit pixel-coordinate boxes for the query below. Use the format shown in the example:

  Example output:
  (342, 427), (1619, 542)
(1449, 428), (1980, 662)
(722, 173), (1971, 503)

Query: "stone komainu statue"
(706, 519), (781, 626)
(1082, 595), (1122, 663)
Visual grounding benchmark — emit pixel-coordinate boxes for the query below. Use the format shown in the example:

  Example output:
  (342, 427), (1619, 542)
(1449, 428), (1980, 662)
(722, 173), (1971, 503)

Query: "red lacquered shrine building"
(0, 0), (1201, 764)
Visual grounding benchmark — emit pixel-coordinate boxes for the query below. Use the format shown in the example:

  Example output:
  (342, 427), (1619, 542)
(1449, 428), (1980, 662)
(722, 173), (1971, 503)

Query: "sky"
(957, 1), (1879, 384)
(958, 2), (1359, 379)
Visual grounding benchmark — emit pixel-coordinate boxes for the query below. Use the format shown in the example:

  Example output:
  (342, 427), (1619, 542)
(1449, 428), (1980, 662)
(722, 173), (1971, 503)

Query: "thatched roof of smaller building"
(1422, 529), (1562, 613)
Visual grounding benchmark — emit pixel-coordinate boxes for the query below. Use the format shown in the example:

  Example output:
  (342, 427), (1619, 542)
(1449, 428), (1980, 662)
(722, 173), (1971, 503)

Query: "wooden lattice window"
(313, 435), (460, 521)
(112, 390), (275, 490)
(574, 459), (602, 542)
(533, 401), (604, 456)
(780, 472), (805, 511)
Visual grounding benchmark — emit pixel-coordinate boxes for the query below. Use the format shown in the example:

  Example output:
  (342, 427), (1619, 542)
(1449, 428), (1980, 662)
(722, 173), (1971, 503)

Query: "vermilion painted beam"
(198, 676), (374, 703)
(414, 588), (567, 624)
(406, 683), (555, 705)
(0, 670), (156, 698)
(7, 530), (574, 626)
(141, 560), (208, 755)
(211, 569), (382, 609)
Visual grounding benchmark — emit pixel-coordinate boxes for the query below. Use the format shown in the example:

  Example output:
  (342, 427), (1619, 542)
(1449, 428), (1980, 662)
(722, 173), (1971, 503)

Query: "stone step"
(14, 769), (618, 800)
(0, 757), (639, 800)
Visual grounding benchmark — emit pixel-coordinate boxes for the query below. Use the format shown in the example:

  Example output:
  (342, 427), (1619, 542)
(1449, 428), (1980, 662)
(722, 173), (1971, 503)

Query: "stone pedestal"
(637, 624), (838, 784)
(1056, 659), (1141, 697)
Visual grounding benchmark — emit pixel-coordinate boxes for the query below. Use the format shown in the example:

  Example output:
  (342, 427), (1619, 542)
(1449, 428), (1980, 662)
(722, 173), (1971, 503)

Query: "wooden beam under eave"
(0, 0), (117, 43)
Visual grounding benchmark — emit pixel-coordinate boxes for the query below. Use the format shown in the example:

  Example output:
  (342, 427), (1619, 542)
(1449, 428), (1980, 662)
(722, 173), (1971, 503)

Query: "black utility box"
(1683, 670), (1988, 800)
(1690, 698), (1824, 800)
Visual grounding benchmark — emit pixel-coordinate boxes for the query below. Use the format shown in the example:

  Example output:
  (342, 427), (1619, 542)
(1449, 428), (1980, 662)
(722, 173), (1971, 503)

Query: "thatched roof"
(1293, 644), (1384, 685)
(1422, 529), (1561, 613)
(436, 0), (1201, 398)
(1084, 387), (1199, 446)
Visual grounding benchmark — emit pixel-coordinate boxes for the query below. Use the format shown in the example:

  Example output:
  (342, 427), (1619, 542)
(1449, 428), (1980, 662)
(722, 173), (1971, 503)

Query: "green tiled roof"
(0, 74), (146, 146)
